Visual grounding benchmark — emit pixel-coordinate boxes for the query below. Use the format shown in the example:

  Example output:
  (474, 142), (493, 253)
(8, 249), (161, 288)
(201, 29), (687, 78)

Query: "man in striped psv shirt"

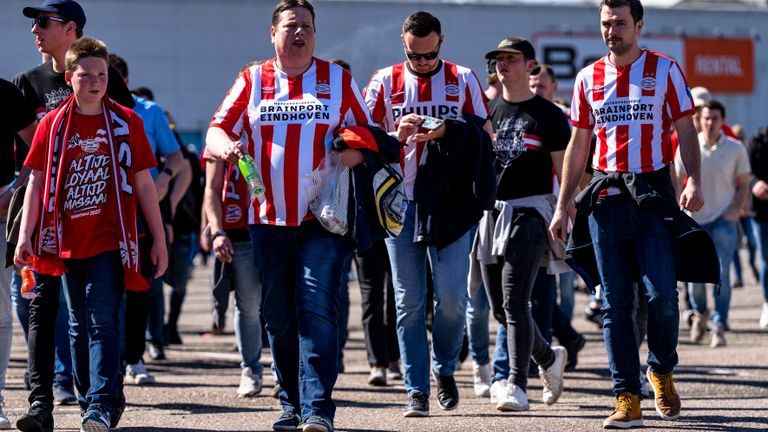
(205, 1), (371, 431)
(550, 0), (704, 429)
(364, 11), (490, 418)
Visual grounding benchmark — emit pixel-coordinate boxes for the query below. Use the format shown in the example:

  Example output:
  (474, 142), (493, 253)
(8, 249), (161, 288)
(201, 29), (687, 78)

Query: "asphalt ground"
(3, 255), (767, 431)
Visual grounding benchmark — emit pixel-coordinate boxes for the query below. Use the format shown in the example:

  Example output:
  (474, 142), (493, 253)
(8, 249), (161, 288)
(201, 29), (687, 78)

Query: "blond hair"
(65, 37), (108, 75)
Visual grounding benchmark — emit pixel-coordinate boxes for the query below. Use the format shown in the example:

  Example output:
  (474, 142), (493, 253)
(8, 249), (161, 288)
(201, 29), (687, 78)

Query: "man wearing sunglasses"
(364, 11), (490, 418)
(11, 1), (134, 431)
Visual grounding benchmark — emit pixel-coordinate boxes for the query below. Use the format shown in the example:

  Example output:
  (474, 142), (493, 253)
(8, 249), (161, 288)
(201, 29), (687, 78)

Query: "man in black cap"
(12, 1), (134, 431)
(480, 36), (570, 412)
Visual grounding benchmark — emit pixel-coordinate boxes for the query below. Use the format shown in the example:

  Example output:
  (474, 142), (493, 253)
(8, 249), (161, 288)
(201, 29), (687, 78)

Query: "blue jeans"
(750, 219), (768, 302)
(385, 203), (470, 396)
(558, 271), (576, 322)
(466, 287), (490, 366)
(62, 251), (124, 415)
(249, 220), (352, 422)
(589, 197), (679, 396)
(167, 233), (194, 332)
(688, 218), (737, 328)
(230, 240), (263, 374)
(531, 267), (556, 343)
(145, 278), (164, 344)
(492, 324), (508, 383)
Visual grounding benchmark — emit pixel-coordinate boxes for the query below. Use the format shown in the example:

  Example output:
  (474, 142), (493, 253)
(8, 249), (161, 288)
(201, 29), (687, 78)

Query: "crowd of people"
(1, 0), (768, 431)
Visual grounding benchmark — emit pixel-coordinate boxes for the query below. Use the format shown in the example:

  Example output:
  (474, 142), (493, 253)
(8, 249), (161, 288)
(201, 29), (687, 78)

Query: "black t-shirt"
(0, 78), (36, 187)
(490, 94), (570, 200)
(12, 61), (135, 167)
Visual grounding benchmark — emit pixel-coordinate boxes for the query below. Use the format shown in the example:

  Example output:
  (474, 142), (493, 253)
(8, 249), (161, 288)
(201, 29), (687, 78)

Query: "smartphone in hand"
(418, 115), (443, 130)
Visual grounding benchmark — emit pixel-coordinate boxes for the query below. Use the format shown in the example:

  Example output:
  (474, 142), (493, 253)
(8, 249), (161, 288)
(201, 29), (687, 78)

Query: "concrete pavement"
(3, 261), (767, 431)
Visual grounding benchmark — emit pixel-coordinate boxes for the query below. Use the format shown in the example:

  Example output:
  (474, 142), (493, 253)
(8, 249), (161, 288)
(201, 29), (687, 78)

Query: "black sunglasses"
(405, 42), (442, 61)
(32, 15), (66, 29)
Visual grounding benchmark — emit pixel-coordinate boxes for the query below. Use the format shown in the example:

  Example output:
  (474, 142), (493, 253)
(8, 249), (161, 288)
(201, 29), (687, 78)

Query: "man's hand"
(396, 114), (422, 141)
(151, 239), (169, 279)
(412, 122), (446, 143)
(753, 180), (768, 201)
(212, 235), (233, 263)
(338, 149), (365, 168)
(549, 207), (570, 243)
(221, 140), (246, 164)
(679, 181), (704, 212)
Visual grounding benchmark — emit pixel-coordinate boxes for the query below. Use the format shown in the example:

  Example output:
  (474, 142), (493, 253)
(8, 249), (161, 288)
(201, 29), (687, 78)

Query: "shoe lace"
(656, 373), (678, 399)
(614, 394), (633, 413)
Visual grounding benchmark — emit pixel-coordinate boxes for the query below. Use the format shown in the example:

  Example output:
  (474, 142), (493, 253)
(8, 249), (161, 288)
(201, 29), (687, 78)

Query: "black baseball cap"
(24, 0), (86, 30)
(485, 37), (535, 61)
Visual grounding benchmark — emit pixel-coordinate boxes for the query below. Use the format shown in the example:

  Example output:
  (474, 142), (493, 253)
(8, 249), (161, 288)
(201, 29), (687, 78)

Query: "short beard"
(607, 40), (630, 56)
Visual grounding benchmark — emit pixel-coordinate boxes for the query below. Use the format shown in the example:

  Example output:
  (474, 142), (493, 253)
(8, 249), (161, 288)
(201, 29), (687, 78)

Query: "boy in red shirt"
(15, 37), (167, 432)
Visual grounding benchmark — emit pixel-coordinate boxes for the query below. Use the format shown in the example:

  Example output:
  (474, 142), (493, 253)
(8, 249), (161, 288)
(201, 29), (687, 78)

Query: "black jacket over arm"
(413, 114), (496, 249)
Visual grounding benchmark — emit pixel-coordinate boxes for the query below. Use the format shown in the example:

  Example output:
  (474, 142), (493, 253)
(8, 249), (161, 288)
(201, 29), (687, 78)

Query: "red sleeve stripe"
(371, 82), (386, 124)
(445, 62), (459, 103)
(572, 80), (593, 129)
(469, 71), (490, 117)
(391, 63), (405, 104)
(342, 70), (370, 126)
(666, 73), (683, 121)
(213, 70), (251, 137)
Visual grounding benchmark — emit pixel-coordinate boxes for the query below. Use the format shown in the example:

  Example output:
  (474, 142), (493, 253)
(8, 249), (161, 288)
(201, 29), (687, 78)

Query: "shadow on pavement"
(126, 402), (261, 414)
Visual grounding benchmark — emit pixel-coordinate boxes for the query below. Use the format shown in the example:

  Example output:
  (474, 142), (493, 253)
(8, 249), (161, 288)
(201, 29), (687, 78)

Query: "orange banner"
(684, 37), (754, 93)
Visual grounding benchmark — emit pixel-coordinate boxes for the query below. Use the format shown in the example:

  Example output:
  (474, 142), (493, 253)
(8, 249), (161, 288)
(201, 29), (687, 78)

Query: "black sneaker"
(434, 373), (459, 410)
(52, 383), (77, 405)
(272, 411), (301, 431)
(403, 393), (429, 417)
(564, 333), (587, 371)
(16, 401), (54, 432)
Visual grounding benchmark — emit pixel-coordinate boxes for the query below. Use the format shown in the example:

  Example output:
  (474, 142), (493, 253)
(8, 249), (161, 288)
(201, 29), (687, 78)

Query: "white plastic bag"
(306, 152), (350, 235)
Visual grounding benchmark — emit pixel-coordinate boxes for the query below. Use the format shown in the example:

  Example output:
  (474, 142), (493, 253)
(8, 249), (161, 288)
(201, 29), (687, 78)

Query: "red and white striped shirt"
(364, 61), (489, 198)
(570, 49), (695, 173)
(210, 58), (371, 226)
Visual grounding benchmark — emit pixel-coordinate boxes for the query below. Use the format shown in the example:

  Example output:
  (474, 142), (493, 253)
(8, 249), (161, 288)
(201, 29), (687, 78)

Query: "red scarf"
(34, 95), (148, 291)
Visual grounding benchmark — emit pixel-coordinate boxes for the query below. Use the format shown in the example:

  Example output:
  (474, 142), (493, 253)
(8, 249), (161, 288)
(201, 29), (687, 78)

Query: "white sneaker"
(0, 402), (10, 430)
(760, 303), (768, 329)
(496, 383), (529, 411)
(539, 346), (567, 405)
(472, 361), (491, 397)
(489, 380), (507, 404)
(237, 366), (262, 397)
(125, 361), (155, 385)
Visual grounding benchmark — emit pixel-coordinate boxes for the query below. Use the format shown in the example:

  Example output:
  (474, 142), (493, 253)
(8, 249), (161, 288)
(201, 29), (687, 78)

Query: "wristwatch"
(211, 230), (227, 241)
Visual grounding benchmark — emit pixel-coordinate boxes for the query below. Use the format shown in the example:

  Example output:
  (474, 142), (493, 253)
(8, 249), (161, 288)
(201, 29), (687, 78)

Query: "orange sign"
(684, 37), (754, 93)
